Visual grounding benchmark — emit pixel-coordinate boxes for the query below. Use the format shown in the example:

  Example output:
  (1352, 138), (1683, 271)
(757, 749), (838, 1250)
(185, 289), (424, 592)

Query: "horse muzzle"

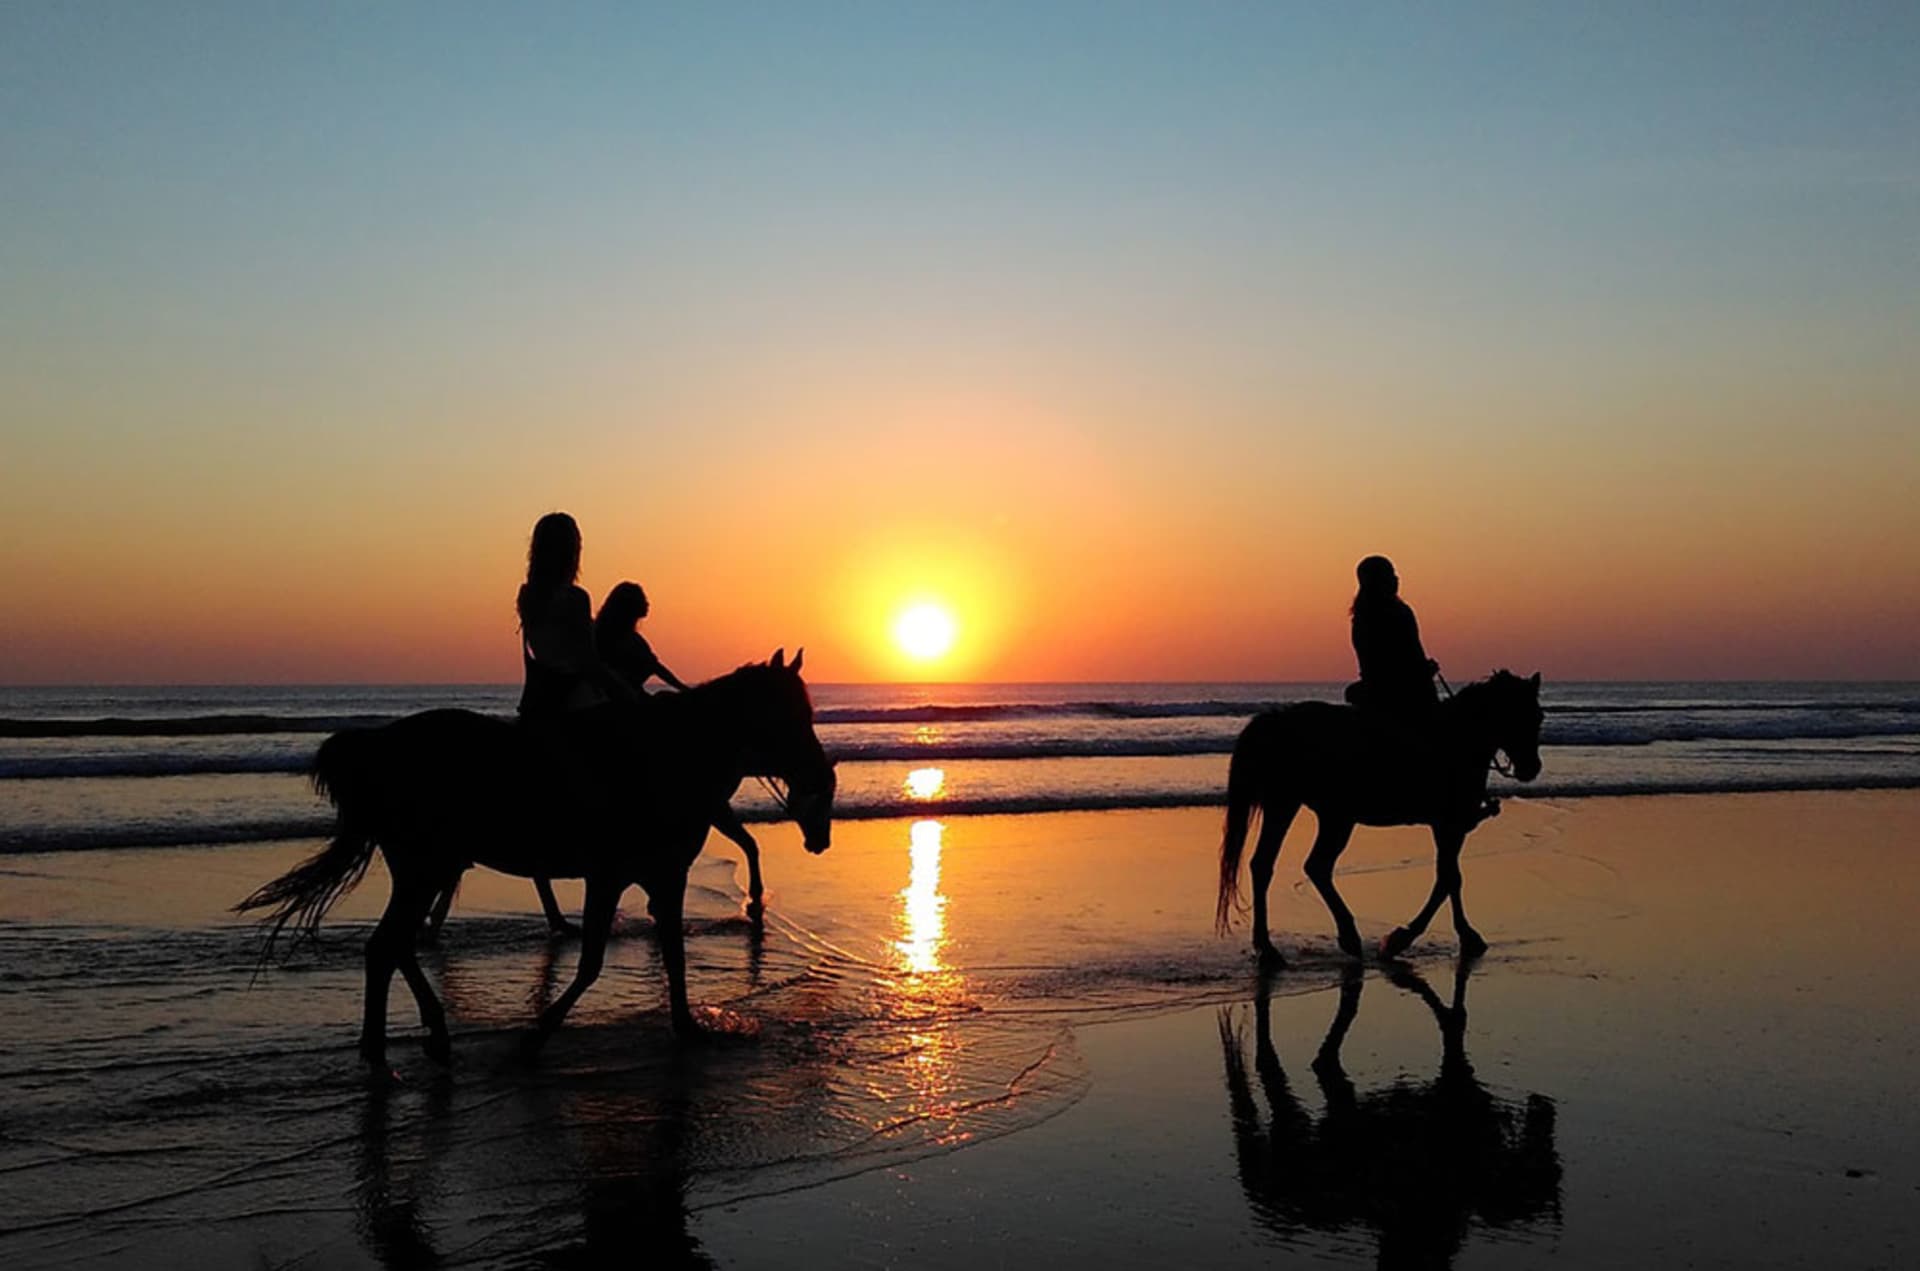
(1508, 752), (1543, 783)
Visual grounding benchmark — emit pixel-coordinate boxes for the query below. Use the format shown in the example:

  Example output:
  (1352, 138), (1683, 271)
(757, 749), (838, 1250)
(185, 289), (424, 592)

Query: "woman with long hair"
(1344, 554), (1439, 715)
(517, 512), (611, 717)
(596, 581), (690, 699)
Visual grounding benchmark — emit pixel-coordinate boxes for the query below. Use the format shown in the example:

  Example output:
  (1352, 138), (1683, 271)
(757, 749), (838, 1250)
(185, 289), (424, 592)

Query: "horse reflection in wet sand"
(1220, 960), (1561, 1268)
(239, 651), (835, 1070)
(1218, 671), (1544, 965)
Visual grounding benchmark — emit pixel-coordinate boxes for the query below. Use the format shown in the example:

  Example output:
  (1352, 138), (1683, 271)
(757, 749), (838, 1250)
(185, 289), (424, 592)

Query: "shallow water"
(3, 796), (1918, 1267)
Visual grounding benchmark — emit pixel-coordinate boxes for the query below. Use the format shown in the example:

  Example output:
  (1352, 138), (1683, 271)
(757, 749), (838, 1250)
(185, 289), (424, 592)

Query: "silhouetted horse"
(239, 651), (835, 1069)
(1218, 671), (1542, 964)
(421, 797), (767, 938)
(1219, 960), (1561, 1267)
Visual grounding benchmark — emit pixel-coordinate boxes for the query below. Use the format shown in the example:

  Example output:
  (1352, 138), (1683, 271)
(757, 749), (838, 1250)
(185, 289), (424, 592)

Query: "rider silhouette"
(518, 512), (628, 717)
(1344, 555), (1439, 717)
(509, 512), (630, 934)
(596, 582), (691, 700)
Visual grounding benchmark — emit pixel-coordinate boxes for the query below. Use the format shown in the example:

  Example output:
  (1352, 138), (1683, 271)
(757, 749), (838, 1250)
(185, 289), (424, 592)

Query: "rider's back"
(517, 582), (603, 719)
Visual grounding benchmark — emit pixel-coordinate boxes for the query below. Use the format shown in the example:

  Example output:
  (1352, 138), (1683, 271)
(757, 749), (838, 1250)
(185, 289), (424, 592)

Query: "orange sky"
(3, 9), (1917, 684)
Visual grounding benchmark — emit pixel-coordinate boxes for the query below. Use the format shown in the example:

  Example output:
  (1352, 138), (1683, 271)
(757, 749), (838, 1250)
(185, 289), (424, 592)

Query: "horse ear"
(791, 647), (804, 674)
(770, 648), (785, 669)
(1529, 672), (1541, 690)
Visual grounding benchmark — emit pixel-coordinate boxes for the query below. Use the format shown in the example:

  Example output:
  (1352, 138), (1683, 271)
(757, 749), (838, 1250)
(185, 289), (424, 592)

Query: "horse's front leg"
(648, 870), (701, 1036)
(712, 804), (762, 917)
(533, 877), (581, 937)
(1385, 824), (1474, 958)
(530, 878), (622, 1045)
(1445, 832), (1488, 957)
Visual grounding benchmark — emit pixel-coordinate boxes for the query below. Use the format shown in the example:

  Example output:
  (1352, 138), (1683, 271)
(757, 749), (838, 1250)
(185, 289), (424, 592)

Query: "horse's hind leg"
(1384, 825), (1481, 959)
(362, 875), (438, 1069)
(531, 879), (622, 1045)
(1249, 800), (1300, 969)
(1303, 818), (1362, 959)
(392, 886), (453, 1065)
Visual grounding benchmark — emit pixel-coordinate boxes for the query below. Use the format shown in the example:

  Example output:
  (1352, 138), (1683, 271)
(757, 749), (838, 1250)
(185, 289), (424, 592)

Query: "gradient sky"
(3, 3), (1916, 683)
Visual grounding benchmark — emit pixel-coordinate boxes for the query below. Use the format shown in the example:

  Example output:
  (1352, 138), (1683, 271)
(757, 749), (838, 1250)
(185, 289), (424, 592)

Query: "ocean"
(5, 683), (1919, 1266)
(3, 680), (1919, 854)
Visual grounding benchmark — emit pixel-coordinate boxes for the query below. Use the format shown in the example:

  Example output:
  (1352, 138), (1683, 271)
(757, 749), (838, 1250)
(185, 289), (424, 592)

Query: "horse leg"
(1249, 800), (1300, 969)
(1444, 832), (1488, 957)
(714, 805), (763, 917)
(1302, 818), (1362, 959)
(361, 875), (437, 1070)
(393, 904), (453, 1065)
(534, 877), (581, 937)
(649, 873), (701, 1036)
(1384, 824), (1465, 959)
(530, 879), (622, 1044)
(423, 876), (457, 939)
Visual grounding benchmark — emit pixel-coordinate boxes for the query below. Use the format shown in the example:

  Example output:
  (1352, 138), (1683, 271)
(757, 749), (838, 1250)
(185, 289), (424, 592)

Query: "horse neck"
(656, 674), (757, 770)
(1437, 686), (1502, 768)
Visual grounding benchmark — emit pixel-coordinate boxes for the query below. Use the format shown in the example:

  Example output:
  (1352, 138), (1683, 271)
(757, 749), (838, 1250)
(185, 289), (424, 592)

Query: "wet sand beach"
(3, 793), (1917, 1267)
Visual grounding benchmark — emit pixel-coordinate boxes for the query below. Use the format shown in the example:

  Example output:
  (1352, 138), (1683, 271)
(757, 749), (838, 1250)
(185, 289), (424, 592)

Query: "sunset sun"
(893, 602), (958, 661)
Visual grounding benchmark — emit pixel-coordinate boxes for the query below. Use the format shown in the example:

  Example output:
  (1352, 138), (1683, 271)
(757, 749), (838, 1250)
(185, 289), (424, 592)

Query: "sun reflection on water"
(896, 819), (948, 974)
(903, 766), (946, 801)
(885, 818), (970, 1140)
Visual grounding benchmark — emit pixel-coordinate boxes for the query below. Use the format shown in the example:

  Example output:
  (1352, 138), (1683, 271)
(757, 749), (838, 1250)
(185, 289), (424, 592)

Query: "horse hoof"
(1459, 931), (1489, 958)
(1382, 927), (1417, 959)
(745, 898), (766, 923)
(1256, 944), (1287, 972)
(1337, 930), (1365, 960)
(422, 1034), (452, 1067)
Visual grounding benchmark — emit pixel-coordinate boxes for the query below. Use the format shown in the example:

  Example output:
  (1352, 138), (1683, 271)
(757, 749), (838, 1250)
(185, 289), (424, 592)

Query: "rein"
(754, 774), (792, 814)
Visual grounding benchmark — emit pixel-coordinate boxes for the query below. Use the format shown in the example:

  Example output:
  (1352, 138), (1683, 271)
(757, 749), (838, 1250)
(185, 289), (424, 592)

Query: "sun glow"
(894, 603), (957, 661)
(904, 767), (947, 800)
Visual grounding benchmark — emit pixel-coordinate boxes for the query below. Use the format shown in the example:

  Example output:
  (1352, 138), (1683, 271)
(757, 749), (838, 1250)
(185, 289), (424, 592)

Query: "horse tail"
(1216, 713), (1270, 934)
(235, 729), (384, 959)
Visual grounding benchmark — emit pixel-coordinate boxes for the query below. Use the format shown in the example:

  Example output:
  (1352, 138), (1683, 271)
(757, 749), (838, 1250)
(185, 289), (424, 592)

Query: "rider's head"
(1356, 554), (1398, 596)
(526, 512), (582, 591)
(598, 581), (650, 635)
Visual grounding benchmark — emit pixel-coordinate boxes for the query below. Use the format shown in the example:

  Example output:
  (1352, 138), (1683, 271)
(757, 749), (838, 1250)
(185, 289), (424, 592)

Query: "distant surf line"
(6, 775), (1920, 855)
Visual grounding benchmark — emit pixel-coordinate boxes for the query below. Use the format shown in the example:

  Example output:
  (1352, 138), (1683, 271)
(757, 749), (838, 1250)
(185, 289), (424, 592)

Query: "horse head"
(741, 647), (837, 853)
(1483, 670), (1544, 782)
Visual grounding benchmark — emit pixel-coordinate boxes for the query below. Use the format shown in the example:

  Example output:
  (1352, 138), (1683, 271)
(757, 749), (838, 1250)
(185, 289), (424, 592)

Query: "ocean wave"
(0, 714), (409, 739)
(8, 720), (1920, 779)
(7, 774), (1919, 854)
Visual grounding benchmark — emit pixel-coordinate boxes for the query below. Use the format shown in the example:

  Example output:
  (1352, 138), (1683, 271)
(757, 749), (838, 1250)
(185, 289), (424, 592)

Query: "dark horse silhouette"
(239, 650), (835, 1069)
(1218, 671), (1543, 965)
(1220, 960), (1561, 1267)
(421, 794), (767, 937)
